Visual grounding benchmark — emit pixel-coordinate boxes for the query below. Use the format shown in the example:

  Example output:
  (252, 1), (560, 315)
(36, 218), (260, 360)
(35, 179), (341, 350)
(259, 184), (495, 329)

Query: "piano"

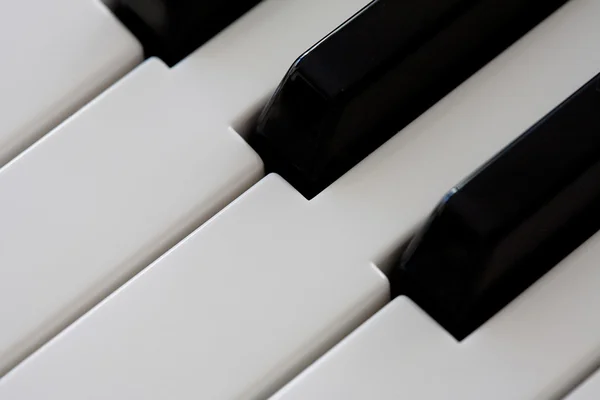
(0, 0), (599, 398)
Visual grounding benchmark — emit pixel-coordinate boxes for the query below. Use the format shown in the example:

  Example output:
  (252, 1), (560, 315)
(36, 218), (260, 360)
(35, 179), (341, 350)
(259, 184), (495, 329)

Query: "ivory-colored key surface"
(0, 0), (142, 166)
(0, 175), (390, 399)
(0, 58), (263, 376)
(2, 0), (599, 399)
(0, 0), (372, 378)
(272, 228), (600, 399)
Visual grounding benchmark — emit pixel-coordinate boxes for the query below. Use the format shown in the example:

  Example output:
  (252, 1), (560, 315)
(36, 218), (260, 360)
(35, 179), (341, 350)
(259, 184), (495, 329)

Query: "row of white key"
(0, 58), (263, 376)
(1, 0), (599, 398)
(0, 0), (370, 380)
(0, 0), (141, 167)
(272, 226), (600, 399)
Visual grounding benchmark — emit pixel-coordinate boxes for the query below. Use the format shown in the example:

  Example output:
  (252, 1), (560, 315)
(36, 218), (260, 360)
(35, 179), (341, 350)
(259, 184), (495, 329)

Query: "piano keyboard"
(0, 0), (599, 399)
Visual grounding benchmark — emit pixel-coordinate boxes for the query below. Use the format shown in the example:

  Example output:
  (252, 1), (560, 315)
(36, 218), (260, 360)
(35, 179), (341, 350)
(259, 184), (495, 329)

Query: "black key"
(390, 73), (600, 340)
(250, 0), (569, 199)
(113, 0), (262, 65)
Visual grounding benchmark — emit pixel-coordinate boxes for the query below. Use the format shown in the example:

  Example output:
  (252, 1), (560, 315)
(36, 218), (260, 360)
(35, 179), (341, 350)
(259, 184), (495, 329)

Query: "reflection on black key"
(113, 0), (262, 65)
(390, 73), (600, 340)
(250, 0), (568, 198)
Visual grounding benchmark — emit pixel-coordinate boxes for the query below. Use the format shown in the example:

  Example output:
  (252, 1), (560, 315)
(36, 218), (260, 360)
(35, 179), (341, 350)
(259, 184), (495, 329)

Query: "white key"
(564, 370), (600, 400)
(271, 228), (600, 400)
(1, 0), (599, 398)
(0, 175), (389, 399)
(0, 58), (263, 376)
(0, 0), (372, 383)
(0, 0), (142, 166)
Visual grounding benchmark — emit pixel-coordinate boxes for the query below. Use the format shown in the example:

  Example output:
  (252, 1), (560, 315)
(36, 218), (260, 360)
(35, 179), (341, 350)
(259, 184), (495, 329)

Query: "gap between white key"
(0, 0), (142, 166)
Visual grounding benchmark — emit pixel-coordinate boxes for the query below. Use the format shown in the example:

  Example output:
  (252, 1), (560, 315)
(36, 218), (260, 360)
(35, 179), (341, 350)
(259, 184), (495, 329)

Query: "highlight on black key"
(391, 72), (600, 340)
(250, 0), (569, 199)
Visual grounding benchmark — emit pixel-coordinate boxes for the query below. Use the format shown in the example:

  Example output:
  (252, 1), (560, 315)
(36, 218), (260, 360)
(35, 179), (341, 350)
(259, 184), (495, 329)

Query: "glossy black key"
(390, 73), (600, 340)
(113, 0), (262, 65)
(250, 0), (569, 198)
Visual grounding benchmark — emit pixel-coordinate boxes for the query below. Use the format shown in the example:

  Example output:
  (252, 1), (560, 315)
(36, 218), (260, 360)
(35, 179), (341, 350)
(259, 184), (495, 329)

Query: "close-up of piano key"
(112, 0), (263, 65)
(250, 0), (568, 198)
(393, 72), (600, 339)
(0, 0), (141, 167)
(0, 0), (599, 399)
(271, 224), (600, 399)
(564, 369), (600, 400)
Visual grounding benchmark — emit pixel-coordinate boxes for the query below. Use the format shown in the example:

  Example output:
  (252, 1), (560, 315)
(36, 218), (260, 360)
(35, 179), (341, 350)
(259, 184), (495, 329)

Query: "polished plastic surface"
(114, 0), (262, 64)
(0, 0), (141, 167)
(1, 0), (600, 398)
(252, 0), (568, 198)
(272, 223), (600, 399)
(392, 73), (600, 339)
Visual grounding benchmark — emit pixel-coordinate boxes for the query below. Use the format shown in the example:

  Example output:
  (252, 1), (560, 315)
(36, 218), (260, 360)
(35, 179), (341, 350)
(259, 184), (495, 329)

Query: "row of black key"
(110, 0), (597, 340)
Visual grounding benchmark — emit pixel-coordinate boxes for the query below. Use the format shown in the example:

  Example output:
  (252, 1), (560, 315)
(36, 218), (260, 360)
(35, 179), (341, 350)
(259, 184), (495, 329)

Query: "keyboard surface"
(0, 0), (599, 399)
(0, 0), (141, 166)
(0, 58), (262, 376)
(271, 225), (600, 399)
